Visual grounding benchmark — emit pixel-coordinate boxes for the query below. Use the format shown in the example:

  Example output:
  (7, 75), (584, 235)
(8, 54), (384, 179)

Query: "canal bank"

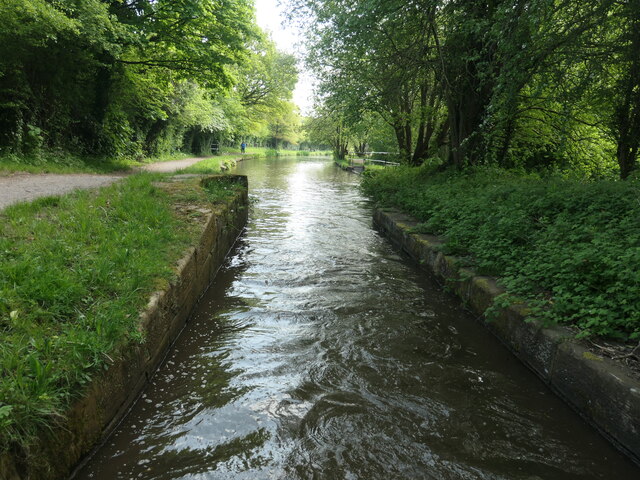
(374, 207), (640, 466)
(75, 158), (638, 479)
(335, 160), (364, 174)
(1, 175), (248, 480)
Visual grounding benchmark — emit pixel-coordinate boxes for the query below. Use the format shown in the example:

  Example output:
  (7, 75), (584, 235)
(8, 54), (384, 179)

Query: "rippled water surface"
(76, 158), (638, 479)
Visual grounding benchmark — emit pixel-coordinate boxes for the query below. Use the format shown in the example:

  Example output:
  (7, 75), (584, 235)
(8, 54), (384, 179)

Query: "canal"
(76, 157), (638, 479)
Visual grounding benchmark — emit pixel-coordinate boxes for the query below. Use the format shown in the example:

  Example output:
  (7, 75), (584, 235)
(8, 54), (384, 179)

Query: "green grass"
(290, 149), (332, 157)
(0, 173), (239, 455)
(0, 151), (196, 175)
(177, 156), (238, 174)
(334, 158), (350, 168)
(0, 147), (332, 175)
(217, 146), (331, 157)
(362, 165), (640, 341)
(180, 149), (333, 175)
(201, 176), (248, 203)
(363, 164), (388, 172)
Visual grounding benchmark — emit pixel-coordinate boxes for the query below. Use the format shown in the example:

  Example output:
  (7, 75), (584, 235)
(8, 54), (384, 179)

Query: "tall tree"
(292, 0), (635, 177)
(294, 0), (445, 165)
(0, 0), (257, 158)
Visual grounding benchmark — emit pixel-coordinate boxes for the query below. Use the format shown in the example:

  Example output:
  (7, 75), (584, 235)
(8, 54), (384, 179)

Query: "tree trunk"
(447, 85), (491, 169)
(394, 124), (411, 163)
(616, 1), (640, 179)
(498, 115), (517, 168)
(617, 142), (637, 180)
(145, 119), (168, 155)
(413, 83), (440, 165)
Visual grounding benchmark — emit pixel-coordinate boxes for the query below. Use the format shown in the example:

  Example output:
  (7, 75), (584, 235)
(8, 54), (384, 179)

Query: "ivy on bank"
(362, 166), (640, 341)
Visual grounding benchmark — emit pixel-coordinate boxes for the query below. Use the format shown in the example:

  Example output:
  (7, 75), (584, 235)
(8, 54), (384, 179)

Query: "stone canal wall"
(374, 208), (640, 466)
(1, 176), (248, 480)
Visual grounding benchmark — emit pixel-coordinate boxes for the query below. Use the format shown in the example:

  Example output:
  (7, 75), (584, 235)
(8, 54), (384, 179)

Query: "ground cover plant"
(0, 173), (243, 457)
(177, 156), (238, 175)
(333, 157), (350, 169)
(362, 166), (640, 341)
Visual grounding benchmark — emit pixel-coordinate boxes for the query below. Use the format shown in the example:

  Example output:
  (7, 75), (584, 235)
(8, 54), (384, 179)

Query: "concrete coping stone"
(373, 207), (640, 466)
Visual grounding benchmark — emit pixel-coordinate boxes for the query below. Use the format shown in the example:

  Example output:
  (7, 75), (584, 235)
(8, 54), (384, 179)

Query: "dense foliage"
(292, 0), (640, 178)
(362, 166), (640, 340)
(0, 0), (302, 162)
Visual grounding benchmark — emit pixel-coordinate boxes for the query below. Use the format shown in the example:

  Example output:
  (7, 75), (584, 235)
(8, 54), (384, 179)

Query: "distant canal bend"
(76, 157), (638, 479)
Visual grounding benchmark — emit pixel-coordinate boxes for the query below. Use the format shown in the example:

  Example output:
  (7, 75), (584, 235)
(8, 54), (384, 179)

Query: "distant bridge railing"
(348, 152), (400, 168)
(366, 158), (400, 167)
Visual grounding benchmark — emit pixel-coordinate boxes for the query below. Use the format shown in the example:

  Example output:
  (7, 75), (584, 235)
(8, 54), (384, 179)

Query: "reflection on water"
(76, 158), (639, 479)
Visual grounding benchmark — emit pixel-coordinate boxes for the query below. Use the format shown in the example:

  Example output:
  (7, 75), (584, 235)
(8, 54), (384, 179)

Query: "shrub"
(362, 166), (640, 340)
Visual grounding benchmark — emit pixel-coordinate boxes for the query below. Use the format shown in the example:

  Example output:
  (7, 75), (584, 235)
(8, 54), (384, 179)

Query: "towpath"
(0, 157), (208, 210)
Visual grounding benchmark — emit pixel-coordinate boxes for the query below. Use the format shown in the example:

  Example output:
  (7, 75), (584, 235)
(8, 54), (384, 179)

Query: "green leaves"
(293, 0), (445, 163)
(0, 0), (269, 158)
(293, 0), (636, 176)
(111, 0), (257, 87)
(363, 166), (640, 340)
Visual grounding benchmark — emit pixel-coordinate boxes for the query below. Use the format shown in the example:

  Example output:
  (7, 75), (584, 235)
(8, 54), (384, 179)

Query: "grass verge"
(0, 173), (243, 456)
(217, 146), (331, 158)
(177, 156), (239, 174)
(362, 165), (640, 341)
(334, 158), (350, 168)
(180, 150), (333, 175)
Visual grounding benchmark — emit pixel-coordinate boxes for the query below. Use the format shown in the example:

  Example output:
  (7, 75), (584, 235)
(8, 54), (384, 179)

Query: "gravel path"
(0, 173), (125, 210)
(140, 156), (205, 173)
(0, 157), (208, 210)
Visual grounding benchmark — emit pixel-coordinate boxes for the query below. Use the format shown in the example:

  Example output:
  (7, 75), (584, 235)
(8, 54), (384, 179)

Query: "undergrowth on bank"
(217, 146), (331, 157)
(362, 166), (640, 341)
(178, 156), (239, 174)
(334, 157), (350, 168)
(181, 150), (333, 175)
(0, 173), (236, 456)
(201, 177), (247, 203)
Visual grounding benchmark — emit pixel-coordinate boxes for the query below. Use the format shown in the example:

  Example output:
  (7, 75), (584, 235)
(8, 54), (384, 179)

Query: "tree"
(293, 0), (446, 165)
(304, 109), (350, 159)
(290, 0), (635, 177)
(0, 0), (259, 158)
(601, 0), (640, 178)
(268, 102), (301, 149)
(235, 37), (298, 110)
(227, 35), (299, 146)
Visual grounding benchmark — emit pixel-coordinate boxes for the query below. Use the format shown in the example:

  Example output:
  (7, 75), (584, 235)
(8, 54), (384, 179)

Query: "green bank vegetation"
(0, 0), (321, 173)
(216, 146), (331, 158)
(294, 0), (640, 179)
(179, 148), (332, 174)
(0, 173), (245, 457)
(362, 166), (640, 341)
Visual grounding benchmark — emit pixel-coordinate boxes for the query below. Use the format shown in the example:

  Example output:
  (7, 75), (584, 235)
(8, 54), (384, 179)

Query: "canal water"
(76, 157), (638, 479)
